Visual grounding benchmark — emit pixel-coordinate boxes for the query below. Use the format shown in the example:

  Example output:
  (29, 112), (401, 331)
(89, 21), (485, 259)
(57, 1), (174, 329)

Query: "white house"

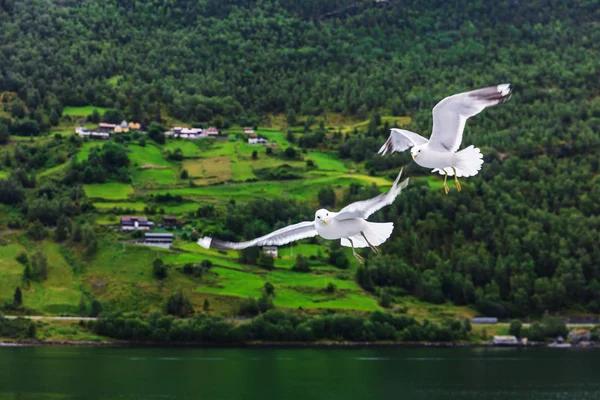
(263, 246), (278, 257)
(492, 336), (518, 345)
(248, 137), (269, 145)
(76, 127), (110, 139)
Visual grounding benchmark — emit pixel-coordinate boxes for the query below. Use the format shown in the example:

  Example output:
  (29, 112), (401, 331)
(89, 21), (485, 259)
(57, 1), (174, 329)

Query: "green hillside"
(0, 0), (599, 326)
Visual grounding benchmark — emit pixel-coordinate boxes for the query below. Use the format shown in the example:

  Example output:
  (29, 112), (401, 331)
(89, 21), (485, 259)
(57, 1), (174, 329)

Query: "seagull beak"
(323, 219), (329, 226)
(412, 154), (417, 160)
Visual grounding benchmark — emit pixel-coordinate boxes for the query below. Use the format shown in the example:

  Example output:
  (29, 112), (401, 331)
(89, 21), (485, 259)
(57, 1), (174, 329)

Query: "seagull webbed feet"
(452, 167), (462, 192)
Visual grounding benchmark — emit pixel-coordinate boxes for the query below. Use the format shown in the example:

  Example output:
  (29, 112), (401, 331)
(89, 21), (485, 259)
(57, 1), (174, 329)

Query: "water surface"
(1, 347), (599, 399)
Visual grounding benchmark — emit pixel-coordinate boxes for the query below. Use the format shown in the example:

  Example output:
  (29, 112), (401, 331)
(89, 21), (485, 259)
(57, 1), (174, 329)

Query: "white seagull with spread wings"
(379, 84), (512, 194)
(198, 170), (409, 264)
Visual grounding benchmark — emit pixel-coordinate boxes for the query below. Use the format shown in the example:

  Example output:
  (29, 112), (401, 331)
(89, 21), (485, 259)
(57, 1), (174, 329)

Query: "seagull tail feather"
(453, 145), (484, 177)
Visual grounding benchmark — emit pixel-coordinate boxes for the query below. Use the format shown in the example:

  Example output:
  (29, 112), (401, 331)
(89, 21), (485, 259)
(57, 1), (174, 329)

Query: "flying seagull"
(198, 170), (409, 264)
(378, 84), (512, 194)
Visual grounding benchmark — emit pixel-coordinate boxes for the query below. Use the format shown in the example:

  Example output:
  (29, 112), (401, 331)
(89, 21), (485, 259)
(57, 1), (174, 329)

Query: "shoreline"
(0, 340), (566, 349)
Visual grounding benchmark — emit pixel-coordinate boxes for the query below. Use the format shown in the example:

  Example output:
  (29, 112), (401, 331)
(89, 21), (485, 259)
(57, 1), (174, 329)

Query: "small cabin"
(471, 317), (498, 324)
(120, 216), (154, 231)
(143, 233), (174, 249)
(263, 246), (278, 257)
(162, 216), (181, 229)
(492, 335), (518, 345)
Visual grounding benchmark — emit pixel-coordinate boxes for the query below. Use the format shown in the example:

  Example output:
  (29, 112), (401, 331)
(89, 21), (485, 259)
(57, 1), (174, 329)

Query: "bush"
(257, 252), (274, 269)
(152, 259), (167, 280)
(238, 297), (260, 317)
(90, 299), (103, 317)
(165, 290), (194, 317)
(263, 282), (275, 296)
(326, 283), (336, 293)
(15, 252), (28, 265)
(257, 292), (275, 313)
(379, 290), (392, 308)
(509, 320), (523, 338)
(292, 254), (310, 272)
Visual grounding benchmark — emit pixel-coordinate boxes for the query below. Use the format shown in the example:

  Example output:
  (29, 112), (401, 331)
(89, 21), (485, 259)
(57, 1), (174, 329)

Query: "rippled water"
(1, 346), (599, 399)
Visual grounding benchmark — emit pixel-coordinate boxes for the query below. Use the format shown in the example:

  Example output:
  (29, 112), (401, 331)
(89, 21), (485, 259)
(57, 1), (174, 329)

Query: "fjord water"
(1, 347), (599, 400)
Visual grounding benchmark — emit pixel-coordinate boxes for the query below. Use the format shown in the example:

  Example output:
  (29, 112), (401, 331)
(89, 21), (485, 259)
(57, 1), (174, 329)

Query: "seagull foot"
(353, 252), (364, 264)
(452, 168), (462, 192)
(443, 183), (450, 195)
(370, 245), (379, 253)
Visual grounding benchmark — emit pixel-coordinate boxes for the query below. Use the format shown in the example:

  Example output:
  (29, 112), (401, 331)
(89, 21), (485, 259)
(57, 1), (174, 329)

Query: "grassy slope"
(62, 106), (112, 117)
(0, 119), (472, 320)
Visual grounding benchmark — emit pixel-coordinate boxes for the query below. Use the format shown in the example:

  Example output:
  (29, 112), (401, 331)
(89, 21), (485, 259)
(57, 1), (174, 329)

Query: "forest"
(0, 0), (599, 321)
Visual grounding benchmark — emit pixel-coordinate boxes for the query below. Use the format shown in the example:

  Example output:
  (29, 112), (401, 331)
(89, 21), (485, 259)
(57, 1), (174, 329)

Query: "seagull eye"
(317, 216), (320, 219)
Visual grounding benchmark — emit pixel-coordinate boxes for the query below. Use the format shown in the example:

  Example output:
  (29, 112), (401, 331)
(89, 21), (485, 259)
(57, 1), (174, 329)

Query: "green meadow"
(0, 122), (462, 320)
(62, 106), (112, 117)
(83, 183), (134, 200)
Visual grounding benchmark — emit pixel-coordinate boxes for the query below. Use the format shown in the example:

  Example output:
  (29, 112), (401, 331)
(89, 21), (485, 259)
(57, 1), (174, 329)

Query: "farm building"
(263, 246), (278, 257)
(166, 127), (204, 139)
(243, 127), (257, 137)
(492, 336), (519, 345)
(162, 216), (182, 228)
(76, 127), (110, 139)
(98, 123), (117, 131)
(248, 137), (269, 145)
(471, 317), (498, 324)
(142, 233), (174, 249)
(205, 127), (219, 136)
(120, 216), (154, 231)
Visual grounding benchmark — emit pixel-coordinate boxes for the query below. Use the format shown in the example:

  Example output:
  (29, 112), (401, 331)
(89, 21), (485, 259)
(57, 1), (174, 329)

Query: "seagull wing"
(198, 221), (317, 250)
(429, 84), (512, 153)
(334, 169), (409, 221)
(378, 128), (428, 155)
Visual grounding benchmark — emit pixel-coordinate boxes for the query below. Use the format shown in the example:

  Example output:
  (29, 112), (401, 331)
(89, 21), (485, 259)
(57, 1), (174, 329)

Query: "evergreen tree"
(79, 294), (87, 315)
(13, 287), (23, 306)
(90, 299), (103, 317)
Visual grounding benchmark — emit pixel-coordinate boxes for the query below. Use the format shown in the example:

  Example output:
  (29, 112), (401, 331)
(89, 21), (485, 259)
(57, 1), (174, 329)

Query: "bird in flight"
(198, 170), (409, 264)
(378, 84), (512, 194)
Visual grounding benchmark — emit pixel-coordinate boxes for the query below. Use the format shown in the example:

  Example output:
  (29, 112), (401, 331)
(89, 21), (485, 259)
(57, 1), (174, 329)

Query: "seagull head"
(315, 209), (329, 226)
(411, 145), (424, 160)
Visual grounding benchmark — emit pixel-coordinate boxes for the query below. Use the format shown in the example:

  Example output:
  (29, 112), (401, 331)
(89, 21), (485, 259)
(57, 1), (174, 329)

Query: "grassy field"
(0, 242), (85, 315)
(106, 75), (123, 87)
(126, 144), (170, 167)
(76, 142), (102, 161)
(152, 174), (392, 203)
(131, 168), (178, 187)
(163, 141), (201, 157)
(184, 156), (233, 185)
(0, 120), (465, 320)
(307, 152), (348, 172)
(62, 106), (112, 117)
(83, 183), (134, 200)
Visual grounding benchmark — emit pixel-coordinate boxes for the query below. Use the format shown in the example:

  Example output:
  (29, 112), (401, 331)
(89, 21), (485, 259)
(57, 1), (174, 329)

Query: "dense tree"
(30, 251), (48, 281)
(13, 287), (22, 306)
(292, 254), (310, 272)
(90, 299), (104, 317)
(0, 123), (9, 145)
(317, 186), (335, 208)
(79, 294), (87, 316)
(509, 320), (523, 339)
(153, 259), (167, 280)
(165, 290), (194, 317)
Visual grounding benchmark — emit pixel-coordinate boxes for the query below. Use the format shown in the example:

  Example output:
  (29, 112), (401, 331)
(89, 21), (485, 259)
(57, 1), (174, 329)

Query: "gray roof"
(144, 233), (174, 238)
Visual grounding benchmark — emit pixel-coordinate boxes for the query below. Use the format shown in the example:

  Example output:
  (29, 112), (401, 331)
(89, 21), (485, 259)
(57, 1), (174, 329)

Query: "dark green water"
(1, 347), (599, 400)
